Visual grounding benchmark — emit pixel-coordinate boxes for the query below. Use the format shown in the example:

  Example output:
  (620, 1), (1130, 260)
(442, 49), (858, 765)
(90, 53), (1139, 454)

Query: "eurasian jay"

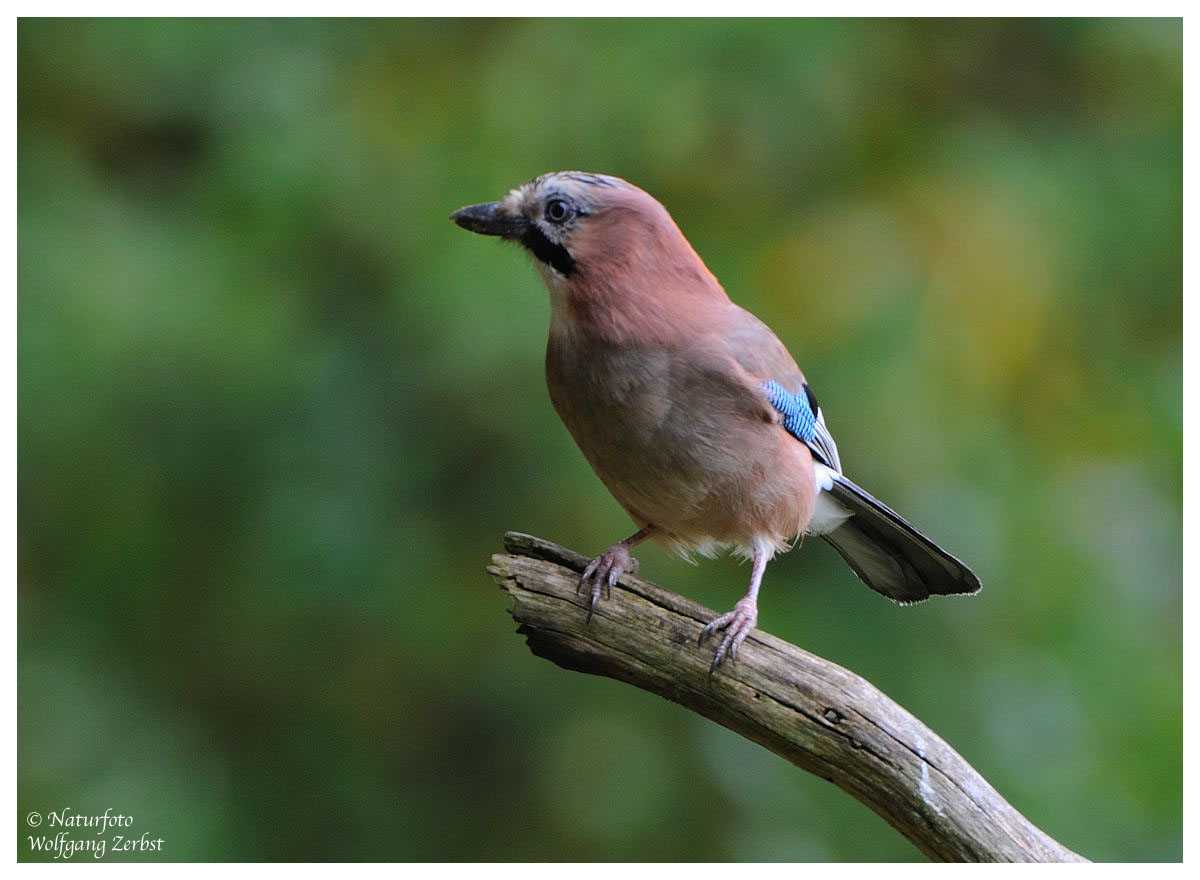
(453, 171), (981, 669)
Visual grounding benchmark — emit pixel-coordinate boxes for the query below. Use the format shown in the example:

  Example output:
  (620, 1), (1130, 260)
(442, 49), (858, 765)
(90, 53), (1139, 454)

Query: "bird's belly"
(546, 345), (816, 554)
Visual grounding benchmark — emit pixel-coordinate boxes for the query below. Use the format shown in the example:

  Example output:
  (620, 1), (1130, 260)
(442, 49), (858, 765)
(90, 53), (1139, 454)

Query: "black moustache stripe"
(521, 226), (577, 277)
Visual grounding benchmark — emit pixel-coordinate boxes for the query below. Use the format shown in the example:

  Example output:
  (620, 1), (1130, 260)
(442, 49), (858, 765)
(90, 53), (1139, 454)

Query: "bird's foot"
(579, 543), (640, 621)
(698, 597), (758, 671)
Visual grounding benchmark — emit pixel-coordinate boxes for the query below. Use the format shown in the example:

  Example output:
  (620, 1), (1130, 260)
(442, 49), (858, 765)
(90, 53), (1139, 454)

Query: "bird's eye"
(545, 199), (573, 223)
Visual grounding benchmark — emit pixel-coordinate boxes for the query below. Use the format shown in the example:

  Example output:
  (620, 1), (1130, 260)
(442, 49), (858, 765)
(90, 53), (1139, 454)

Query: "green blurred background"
(18, 18), (1180, 862)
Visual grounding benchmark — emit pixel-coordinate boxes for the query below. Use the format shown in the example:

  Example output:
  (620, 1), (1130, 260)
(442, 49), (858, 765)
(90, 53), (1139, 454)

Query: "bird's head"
(451, 171), (716, 295)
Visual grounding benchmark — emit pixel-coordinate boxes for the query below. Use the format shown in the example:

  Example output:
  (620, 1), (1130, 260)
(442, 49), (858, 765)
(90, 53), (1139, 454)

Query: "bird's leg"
(579, 526), (656, 621)
(698, 549), (768, 671)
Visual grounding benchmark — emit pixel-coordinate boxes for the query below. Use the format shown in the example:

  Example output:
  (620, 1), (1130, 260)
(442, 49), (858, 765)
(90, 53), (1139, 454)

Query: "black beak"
(451, 201), (527, 237)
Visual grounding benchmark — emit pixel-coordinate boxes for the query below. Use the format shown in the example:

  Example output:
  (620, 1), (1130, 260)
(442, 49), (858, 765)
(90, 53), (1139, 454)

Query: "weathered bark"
(488, 531), (1087, 863)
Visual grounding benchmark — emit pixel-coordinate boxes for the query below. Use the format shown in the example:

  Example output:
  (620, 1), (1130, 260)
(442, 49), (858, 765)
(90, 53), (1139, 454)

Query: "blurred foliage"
(18, 18), (1180, 862)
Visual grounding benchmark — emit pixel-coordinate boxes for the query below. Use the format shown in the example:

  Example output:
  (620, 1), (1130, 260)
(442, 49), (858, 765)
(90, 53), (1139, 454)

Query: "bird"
(452, 171), (981, 670)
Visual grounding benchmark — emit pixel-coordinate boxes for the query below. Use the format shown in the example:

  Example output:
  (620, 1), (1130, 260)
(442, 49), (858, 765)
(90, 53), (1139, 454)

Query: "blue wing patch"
(763, 379), (842, 470)
(762, 380), (817, 444)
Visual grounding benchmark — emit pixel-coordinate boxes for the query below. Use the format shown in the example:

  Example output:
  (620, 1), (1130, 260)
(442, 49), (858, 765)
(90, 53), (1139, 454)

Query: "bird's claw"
(579, 544), (639, 621)
(698, 598), (758, 672)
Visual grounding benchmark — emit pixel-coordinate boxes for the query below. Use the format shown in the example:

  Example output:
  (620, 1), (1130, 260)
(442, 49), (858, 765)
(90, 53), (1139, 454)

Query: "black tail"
(820, 473), (981, 604)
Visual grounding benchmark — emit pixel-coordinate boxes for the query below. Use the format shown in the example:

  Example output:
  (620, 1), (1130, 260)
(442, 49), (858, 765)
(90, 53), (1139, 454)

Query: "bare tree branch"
(488, 532), (1087, 863)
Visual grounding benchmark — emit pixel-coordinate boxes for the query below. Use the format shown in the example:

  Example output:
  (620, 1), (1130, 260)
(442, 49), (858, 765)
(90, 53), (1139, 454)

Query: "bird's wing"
(718, 305), (804, 387)
(718, 306), (841, 471)
(809, 410), (841, 473)
(761, 381), (841, 471)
